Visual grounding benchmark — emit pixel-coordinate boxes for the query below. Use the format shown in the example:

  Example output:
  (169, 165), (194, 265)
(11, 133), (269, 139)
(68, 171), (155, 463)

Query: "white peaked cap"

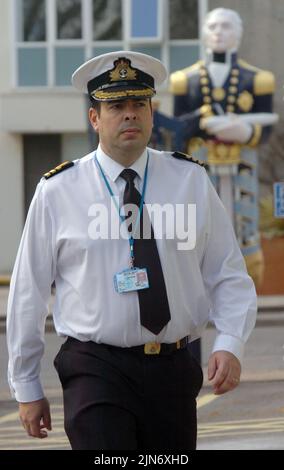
(72, 50), (167, 101)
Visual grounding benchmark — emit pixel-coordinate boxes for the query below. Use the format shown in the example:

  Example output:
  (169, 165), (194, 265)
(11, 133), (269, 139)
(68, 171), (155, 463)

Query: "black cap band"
(87, 57), (155, 99)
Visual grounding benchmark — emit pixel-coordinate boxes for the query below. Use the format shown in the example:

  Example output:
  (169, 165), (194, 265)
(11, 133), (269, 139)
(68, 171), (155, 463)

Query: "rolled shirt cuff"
(9, 377), (44, 403)
(212, 333), (245, 365)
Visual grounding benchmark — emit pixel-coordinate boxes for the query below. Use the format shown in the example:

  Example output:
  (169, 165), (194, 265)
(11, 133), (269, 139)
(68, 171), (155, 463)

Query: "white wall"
(0, 133), (23, 273)
(0, 0), (12, 92)
(0, 1), (23, 273)
(1, 92), (87, 134)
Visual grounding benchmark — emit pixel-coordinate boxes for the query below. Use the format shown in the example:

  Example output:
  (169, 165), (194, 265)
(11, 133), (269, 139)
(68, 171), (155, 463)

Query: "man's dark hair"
(90, 98), (101, 115)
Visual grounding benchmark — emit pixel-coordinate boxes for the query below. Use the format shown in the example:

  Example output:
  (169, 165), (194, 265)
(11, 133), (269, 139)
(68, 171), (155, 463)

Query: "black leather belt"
(66, 336), (190, 355)
(128, 336), (190, 355)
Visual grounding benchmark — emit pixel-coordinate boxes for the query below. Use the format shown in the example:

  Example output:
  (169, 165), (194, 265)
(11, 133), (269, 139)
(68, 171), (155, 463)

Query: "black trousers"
(54, 337), (203, 450)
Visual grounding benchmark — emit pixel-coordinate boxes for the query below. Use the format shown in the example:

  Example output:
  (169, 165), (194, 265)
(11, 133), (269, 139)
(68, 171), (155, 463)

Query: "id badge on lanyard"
(114, 267), (149, 293)
(95, 152), (150, 294)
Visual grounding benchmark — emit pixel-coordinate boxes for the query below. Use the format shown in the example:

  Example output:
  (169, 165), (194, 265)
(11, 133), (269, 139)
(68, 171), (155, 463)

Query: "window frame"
(12, 0), (208, 90)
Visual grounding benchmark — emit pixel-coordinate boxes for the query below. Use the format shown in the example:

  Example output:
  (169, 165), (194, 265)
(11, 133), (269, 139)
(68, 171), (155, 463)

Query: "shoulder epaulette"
(238, 59), (275, 95)
(44, 161), (74, 179)
(169, 60), (204, 95)
(171, 152), (208, 169)
(254, 70), (275, 95)
(169, 71), (188, 95)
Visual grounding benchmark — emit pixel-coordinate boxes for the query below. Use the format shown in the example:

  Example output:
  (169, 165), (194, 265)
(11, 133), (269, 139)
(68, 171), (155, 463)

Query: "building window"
(55, 47), (85, 86)
(131, 0), (158, 38)
(169, 0), (198, 40)
(57, 0), (82, 39)
(18, 0), (46, 42)
(14, 0), (206, 88)
(92, 0), (122, 41)
(18, 48), (47, 86)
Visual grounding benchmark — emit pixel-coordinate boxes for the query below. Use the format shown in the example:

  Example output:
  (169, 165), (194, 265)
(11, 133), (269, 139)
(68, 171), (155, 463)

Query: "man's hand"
(19, 397), (52, 439)
(208, 351), (241, 395)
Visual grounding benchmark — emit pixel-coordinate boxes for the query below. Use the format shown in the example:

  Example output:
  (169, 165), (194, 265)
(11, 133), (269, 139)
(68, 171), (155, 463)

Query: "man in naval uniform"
(7, 51), (256, 450)
(170, 8), (277, 287)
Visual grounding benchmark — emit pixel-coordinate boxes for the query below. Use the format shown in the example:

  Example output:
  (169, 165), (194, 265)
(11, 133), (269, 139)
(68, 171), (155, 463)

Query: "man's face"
(89, 98), (153, 158)
(204, 13), (239, 52)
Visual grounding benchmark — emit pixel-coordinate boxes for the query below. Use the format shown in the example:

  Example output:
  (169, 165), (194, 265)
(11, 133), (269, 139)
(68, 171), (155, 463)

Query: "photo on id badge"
(114, 268), (149, 293)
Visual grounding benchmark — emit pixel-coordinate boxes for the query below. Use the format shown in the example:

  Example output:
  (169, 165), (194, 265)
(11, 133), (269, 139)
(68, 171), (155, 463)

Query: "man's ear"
(89, 108), (99, 132)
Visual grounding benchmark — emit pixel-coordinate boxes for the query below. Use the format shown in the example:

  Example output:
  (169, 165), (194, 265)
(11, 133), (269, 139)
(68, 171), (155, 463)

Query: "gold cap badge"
(110, 58), (137, 82)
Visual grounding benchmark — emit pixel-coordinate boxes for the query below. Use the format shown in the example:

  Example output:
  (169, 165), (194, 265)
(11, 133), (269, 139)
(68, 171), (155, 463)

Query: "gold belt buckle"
(144, 342), (161, 355)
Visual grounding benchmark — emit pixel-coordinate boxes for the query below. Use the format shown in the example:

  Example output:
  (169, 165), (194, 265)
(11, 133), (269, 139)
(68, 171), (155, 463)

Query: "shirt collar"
(96, 143), (148, 182)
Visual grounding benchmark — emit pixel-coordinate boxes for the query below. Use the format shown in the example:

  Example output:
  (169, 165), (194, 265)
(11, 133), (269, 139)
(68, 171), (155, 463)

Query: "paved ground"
(1, 380), (283, 450)
(1, 286), (284, 450)
(197, 381), (284, 450)
(1, 321), (283, 451)
(0, 381), (284, 450)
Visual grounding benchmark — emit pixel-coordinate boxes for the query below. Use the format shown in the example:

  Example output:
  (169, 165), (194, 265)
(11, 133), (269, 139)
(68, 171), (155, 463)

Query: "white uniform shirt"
(7, 145), (257, 402)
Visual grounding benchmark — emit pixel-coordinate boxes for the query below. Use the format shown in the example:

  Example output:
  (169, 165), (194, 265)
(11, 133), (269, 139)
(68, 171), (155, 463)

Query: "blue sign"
(274, 182), (284, 218)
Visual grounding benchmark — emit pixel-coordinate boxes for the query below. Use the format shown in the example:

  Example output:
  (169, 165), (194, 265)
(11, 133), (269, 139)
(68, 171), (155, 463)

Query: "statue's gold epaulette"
(169, 60), (204, 95)
(172, 152), (208, 170)
(238, 60), (275, 95)
(44, 161), (74, 179)
(254, 70), (275, 95)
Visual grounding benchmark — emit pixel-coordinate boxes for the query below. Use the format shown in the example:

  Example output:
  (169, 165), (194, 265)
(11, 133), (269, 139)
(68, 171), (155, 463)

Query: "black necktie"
(120, 169), (171, 335)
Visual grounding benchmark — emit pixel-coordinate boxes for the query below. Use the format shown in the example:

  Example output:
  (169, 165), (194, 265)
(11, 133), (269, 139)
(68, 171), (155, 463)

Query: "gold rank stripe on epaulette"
(44, 161), (74, 179)
(171, 152), (208, 170)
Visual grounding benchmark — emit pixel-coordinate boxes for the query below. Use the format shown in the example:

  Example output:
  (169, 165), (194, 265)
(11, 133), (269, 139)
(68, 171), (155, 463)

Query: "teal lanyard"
(95, 151), (150, 268)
